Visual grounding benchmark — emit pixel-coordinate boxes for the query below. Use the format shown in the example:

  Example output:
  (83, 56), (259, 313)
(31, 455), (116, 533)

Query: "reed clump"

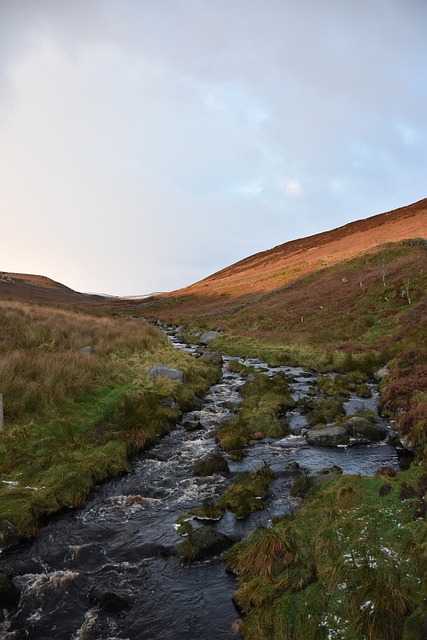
(216, 371), (295, 452)
(192, 452), (229, 476)
(226, 469), (427, 639)
(0, 301), (220, 535)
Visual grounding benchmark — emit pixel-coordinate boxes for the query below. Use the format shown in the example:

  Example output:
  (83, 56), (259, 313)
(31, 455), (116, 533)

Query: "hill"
(0, 199), (426, 638)
(0, 272), (105, 305)
(124, 199), (427, 462)
(128, 197), (425, 316)
(175, 197), (426, 298)
(1, 199), (425, 313)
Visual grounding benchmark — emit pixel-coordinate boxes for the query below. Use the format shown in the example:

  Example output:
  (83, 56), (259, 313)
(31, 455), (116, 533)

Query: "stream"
(0, 332), (402, 639)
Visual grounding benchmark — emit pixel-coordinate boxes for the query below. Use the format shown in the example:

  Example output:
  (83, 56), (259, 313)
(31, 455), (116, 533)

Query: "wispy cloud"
(282, 179), (302, 198)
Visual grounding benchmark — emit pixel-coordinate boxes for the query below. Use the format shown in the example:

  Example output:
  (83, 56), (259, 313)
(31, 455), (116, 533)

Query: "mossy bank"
(0, 302), (220, 537)
(226, 466), (427, 639)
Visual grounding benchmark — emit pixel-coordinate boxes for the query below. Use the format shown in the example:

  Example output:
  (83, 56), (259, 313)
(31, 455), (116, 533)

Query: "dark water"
(0, 335), (400, 639)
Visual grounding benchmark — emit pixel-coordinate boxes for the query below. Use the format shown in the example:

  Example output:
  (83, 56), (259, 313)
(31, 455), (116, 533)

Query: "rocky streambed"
(0, 331), (404, 639)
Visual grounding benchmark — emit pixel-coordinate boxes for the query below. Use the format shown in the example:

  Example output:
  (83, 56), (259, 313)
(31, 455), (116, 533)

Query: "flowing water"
(0, 333), (401, 639)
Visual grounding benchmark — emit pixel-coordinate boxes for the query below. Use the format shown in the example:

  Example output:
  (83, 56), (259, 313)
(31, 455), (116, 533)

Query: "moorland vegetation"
(0, 301), (220, 535)
(134, 231), (426, 637)
(0, 199), (426, 638)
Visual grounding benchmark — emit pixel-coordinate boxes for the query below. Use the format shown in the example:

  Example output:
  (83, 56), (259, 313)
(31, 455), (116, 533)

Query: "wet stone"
(188, 526), (234, 559)
(90, 586), (131, 612)
(306, 425), (350, 447)
(311, 465), (343, 485)
(0, 571), (20, 606)
(346, 417), (388, 442)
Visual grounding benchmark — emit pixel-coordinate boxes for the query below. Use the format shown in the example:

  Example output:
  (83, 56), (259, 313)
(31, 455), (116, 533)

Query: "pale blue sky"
(1, 0), (426, 295)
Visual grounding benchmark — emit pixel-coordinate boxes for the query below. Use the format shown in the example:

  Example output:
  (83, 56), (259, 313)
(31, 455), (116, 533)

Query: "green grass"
(0, 301), (221, 536)
(176, 464), (277, 529)
(226, 467), (427, 639)
(215, 371), (295, 452)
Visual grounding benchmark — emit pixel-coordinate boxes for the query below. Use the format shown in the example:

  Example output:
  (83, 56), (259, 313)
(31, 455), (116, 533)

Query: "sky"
(1, 1), (426, 296)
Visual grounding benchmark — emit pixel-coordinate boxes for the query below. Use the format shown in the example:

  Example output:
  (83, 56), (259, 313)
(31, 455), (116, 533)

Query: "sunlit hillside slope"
(128, 198), (426, 319)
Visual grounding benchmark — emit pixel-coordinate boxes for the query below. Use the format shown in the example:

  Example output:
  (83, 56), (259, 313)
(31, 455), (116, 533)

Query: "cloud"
(282, 179), (302, 198)
(0, 0), (425, 295)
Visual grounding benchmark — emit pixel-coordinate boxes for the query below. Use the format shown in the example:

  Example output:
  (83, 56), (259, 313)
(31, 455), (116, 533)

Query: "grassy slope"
(1, 200), (425, 637)
(226, 467), (427, 640)
(0, 302), (219, 536)
(137, 240), (427, 459)
(122, 221), (426, 637)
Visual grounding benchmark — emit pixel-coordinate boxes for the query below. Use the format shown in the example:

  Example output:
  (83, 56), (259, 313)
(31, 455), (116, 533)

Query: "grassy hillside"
(116, 205), (425, 638)
(0, 302), (220, 536)
(124, 197), (426, 317)
(130, 240), (426, 462)
(1, 200), (425, 637)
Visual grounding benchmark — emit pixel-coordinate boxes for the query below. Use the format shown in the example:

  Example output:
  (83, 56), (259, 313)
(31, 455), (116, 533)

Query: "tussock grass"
(226, 359), (253, 376)
(176, 464), (277, 528)
(302, 396), (345, 426)
(227, 525), (297, 577)
(0, 301), (220, 535)
(192, 452), (229, 476)
(0, 301), (164, 423)
(216, 372), (295, 452)
(177, 538), (200, 561)
(227, 468), (427, 639)
(219, 465), (277, 519)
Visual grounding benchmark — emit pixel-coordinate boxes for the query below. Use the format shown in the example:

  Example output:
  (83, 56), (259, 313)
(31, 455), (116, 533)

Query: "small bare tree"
(401, 279), (411, 304)
(377, 249), (389, 300)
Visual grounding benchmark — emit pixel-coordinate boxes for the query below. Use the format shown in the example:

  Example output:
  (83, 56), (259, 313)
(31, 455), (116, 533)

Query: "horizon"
(3, 195), (425, 299)
(1, 1), (426, 296)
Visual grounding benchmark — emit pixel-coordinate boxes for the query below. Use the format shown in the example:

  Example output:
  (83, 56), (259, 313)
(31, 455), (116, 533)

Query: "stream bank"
(0, 331), (402, 639)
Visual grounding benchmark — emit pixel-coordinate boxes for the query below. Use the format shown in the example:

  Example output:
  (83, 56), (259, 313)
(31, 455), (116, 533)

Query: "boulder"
(0, 572), (20, 606)
(200, 331), (220, 345)
(79, 346), (93, 355)
(183, 419), (201, 432)
(346, 417), (387, 442)
(90, 587), (131, 612)
(148, 363), (187, 383)
(311, 465), (343, 486)
(374, 366), (390, 381)
(188, 525), (233, 559)
(0, 519), (22, 551)
(159, 396), (176, 408)
(200, 351), (223, 366)
(306, 426), (349, 447)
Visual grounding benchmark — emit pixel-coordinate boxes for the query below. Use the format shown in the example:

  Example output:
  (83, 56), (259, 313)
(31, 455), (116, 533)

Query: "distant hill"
(0, 272), (105, 305)
(1, 198), (425, 312)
